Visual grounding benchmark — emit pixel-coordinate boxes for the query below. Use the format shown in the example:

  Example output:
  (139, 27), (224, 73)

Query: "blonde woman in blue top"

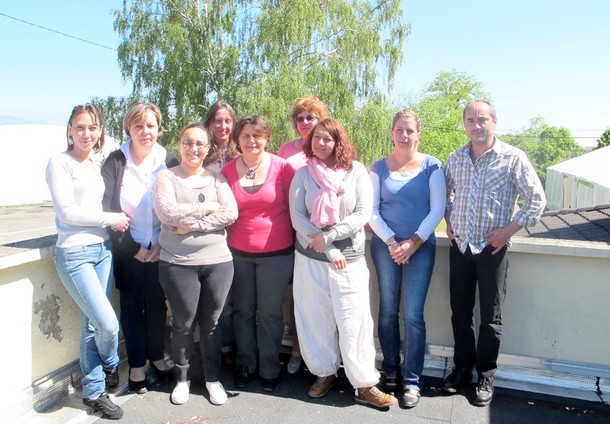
(369, 109), (446, 408)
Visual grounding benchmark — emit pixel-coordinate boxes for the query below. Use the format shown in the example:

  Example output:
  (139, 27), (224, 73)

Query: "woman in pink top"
(221, 115), (295, 392)
(277, 96), (328, 374)
(278, 96), (329, 170)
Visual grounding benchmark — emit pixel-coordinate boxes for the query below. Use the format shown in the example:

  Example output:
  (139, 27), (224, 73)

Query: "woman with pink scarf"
(289, 119), (397, 409)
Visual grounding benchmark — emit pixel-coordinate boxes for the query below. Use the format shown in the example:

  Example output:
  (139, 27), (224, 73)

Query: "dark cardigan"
(101, 147), (179, 259)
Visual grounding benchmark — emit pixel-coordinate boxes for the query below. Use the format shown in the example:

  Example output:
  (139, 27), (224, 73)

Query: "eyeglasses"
(180, 140), (209, 150)
(296, 114), (317, 123)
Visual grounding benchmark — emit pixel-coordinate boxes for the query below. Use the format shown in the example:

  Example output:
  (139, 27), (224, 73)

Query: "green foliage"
(406, 70), (488, 162)
(90, 95), (135, 144)
(95, 0), (409, 164)
(595, 128), (610, 150)
(349, 95), (394, 166)
(503, 117), (583, 184)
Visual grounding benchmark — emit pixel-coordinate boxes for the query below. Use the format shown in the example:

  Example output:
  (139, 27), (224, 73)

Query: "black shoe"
(104, 368), (119, 389)
(261, 377), (279, 392)
(474, 376), (494, 406)
(83, 393), (124, 420)
(401, 387), (421, 408)
(150, 362), (174, 380)
(442, 368), (472, 393)
(128, 368), (148, 394)
(235, 365), (251, 388)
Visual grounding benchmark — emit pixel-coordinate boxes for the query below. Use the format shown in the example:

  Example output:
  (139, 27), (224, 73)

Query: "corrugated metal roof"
(515, 204), (610, 243)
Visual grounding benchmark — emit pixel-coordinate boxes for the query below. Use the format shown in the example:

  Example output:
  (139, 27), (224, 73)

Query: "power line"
(0, 11), (117, 51)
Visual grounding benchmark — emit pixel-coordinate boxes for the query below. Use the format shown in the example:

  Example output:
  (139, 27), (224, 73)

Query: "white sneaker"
(171, 381), (190, 405)
(206, 381), (228, 405)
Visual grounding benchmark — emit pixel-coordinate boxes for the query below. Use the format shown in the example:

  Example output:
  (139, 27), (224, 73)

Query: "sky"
(1, 1), (609, 147)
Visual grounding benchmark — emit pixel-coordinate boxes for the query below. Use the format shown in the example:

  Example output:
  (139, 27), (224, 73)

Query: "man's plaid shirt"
(445, 138), (546, 254)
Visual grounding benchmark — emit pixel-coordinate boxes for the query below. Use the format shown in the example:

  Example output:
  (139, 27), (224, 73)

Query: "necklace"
(242, 156), (263, 180)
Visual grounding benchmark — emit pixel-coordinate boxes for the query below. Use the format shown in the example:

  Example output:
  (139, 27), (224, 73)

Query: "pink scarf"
(307, 157), (347, 228)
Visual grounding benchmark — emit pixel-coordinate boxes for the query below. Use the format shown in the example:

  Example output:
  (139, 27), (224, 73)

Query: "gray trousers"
(159, 260), (233, 382)
(232, 252), (294, 380)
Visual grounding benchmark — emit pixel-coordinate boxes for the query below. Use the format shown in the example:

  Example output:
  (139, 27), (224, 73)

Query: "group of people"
(46, 97), (546, 420)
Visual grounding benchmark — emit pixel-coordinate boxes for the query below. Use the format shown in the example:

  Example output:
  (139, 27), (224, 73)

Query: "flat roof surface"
(23, 352), (610, 424)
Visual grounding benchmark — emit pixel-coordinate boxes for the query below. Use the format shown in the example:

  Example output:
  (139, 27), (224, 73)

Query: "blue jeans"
(54, 241), (120, 399)
(232, 252), (294, 380)
(370, 234), (435, 390)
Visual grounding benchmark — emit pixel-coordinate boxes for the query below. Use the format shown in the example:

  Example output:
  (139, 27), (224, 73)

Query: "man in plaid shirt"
(442, 100), (546, 406)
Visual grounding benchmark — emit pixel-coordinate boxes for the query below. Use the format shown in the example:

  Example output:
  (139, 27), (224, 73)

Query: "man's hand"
(485, 221), (522, 254)
(445, 219), (454, 246)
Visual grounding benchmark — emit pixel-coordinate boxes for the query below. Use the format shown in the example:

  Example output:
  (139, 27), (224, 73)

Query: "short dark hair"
(232, 115), (271, 154)
(463, 100), (497, 121)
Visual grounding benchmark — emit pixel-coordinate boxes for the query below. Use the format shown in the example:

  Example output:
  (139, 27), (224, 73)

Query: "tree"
(595, 128), (610, 150)
(405, 70), (488, 162)
(99, 0), (409, 160)
(503, 119), (583, 184)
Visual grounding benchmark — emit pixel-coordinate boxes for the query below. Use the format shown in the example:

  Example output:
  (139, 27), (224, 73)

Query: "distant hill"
(0, 116), (49, 125)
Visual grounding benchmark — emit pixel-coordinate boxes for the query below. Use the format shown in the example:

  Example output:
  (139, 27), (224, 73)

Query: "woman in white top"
(46, 104), (129, 420)
(102, 103), (177, 393)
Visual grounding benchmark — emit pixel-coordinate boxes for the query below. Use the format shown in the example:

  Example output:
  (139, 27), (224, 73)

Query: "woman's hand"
(308, 232), (327, 253)
(390, 240), (417, 265)
(134, 246), (151, 262)
(134, 244), (161, 263)
(204, 202), (220, 215)
(148, 244), (161, 262)
(330, 252), (347, 270)
(171, 223), (200, 234)
(111, 212), (130, 232)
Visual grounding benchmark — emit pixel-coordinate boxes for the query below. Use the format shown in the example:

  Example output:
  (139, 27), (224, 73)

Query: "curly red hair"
(303, 119), (356, 170)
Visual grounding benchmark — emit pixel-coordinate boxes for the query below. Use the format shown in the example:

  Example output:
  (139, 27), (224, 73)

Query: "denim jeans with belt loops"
(54, 240), (120, 399)
(370, 234), (436, 390)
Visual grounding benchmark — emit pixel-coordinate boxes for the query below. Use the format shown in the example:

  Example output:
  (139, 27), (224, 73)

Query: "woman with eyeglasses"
(46, 104), (129, 420)
(154, 124), (238, 405)
(279, 96), (329, 170)
(102, 102), (177, 394)
(277, 96), (329, 374)
(221, 115), (295, 392)
(289, 119), (397, 409)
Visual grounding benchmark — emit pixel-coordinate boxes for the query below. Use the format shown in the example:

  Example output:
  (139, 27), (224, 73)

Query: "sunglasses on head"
(296, 114), (317, 123)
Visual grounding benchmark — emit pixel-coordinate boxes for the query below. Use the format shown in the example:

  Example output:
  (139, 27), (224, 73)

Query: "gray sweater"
(153, 168), (238, 266)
